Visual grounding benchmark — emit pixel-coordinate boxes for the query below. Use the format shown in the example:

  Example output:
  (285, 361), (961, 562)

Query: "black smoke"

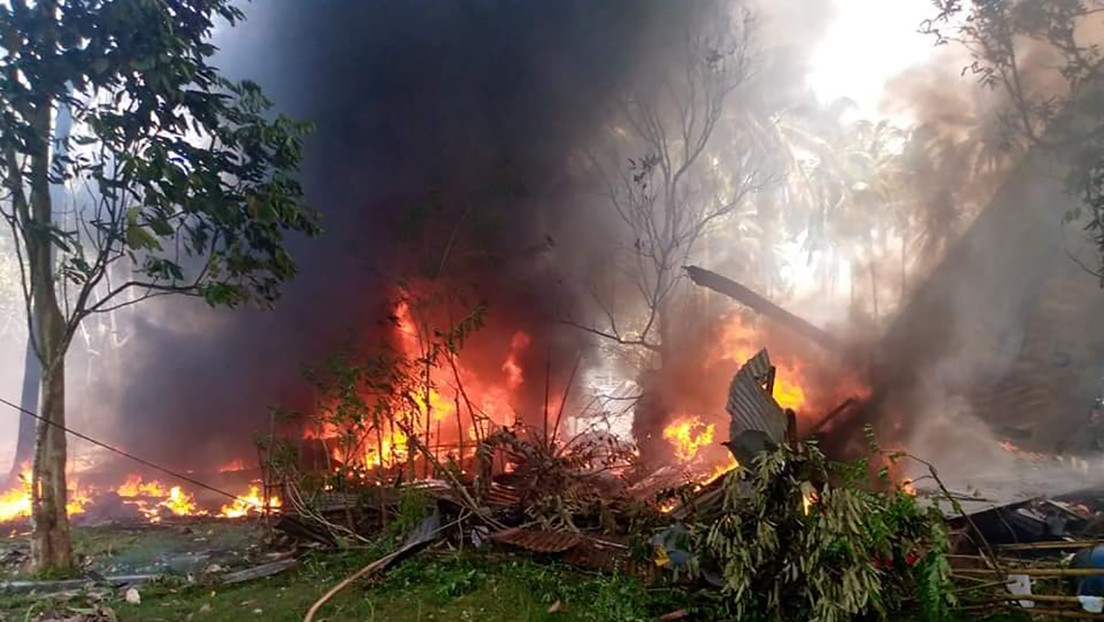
(93, 0), (699, 469)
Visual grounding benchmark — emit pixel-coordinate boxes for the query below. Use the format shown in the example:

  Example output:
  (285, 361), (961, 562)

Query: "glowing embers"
(662, 415), (715, 462)
(219, 485), (281, 518)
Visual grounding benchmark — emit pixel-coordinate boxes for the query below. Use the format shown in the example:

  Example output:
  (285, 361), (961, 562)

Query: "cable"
(0, 396), (245, 502)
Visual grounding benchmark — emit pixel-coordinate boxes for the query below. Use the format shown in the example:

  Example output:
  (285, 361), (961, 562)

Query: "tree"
(921, 0), (1104, 276)
(573, 1), (767, 459)
(0, 0), (319, 570)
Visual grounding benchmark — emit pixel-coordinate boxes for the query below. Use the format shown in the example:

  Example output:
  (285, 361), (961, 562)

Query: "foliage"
(922, 0), (1104, 279)
(698, 441), (954, 622)
(385, 486), (432, 541)
(0, 0), (321, 350)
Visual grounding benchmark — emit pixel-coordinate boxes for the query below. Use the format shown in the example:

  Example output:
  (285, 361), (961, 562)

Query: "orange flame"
(312, 298), (529, 474)
(0, 467), (32, 522)
(363, 427), (409, 469)
(0, 465), (89, 522)
(116, 476), (207, 522)
(501, 331), (531, 389)
(219, 459), (247, 472)
(709, 314), (807, 410)
(702, 455), (739, 484)
(662, 415), (715, 462)
(218, 485), (281, 518)
(161, 486), (200, 517)
(117, 475), (168, 498)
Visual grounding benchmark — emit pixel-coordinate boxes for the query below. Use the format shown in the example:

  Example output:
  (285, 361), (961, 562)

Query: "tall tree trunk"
(27, 0), (72, 571)
(9, 338), (39, 483)
(32, 346), (71, 572)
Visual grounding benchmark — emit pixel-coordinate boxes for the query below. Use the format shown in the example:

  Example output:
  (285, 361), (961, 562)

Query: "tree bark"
(31, 354), (71, 572)
(8, 338), (39, 483)
(27, 0), (72, 571)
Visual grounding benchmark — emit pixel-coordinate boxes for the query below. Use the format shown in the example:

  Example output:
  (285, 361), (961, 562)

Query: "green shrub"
(698, 440), (954, 622)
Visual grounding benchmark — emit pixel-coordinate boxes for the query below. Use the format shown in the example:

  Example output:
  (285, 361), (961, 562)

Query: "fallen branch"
(302, 547), (412, 622)
(902, 452), (1005, 579)
(302, 512), (466, 622)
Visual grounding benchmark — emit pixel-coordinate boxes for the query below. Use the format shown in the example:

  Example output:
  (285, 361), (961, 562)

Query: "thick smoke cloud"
(88, 0), (707, 470)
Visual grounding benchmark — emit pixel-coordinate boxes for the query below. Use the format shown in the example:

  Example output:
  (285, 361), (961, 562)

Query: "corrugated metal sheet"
(726, 349), (786, 445)
(488, 527), (585, 553)
(484, 483), (521, 508)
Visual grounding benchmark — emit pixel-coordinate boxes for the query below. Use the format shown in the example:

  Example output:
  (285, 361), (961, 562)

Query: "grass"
(2, 549), (692, 622)
(0, 524), (1036, 621)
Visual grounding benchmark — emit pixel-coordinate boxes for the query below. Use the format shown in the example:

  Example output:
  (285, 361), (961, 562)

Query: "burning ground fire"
(0, 465), (278, 525)
(319, 297), (538, 472)
(0, 294), (866, 527)
(0, 465), (90, 522)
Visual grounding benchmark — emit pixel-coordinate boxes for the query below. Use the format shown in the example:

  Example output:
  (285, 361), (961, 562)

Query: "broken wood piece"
(659, 609), (689, 621)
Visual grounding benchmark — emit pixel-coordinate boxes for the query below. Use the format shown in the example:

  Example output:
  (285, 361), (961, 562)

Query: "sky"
(807, 0), (940, 120)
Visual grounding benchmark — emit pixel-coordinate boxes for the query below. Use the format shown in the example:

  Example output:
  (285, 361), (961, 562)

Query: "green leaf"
(148, 217), (174, 236)
(125, 208), (160, 251)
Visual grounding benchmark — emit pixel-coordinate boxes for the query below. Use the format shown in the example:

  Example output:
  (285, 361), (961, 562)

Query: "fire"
(314, 297), (531, 474)
(702, 455), (739, 484)
(363, 427), (409, 469)
(802, 490), (815, 515)
(117, 475), (169, 498)
(161, 486), (200, 517)
(219, 485), (281, 518)
(501, 331), (531, 389)
(709, 313), (807, 410)
(0, 468), (32, 522)
(219, 459), (247, 472)
(663, 415), (715, 462)
(0, 465), (89, 522)
(115, 475), (206, 522)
